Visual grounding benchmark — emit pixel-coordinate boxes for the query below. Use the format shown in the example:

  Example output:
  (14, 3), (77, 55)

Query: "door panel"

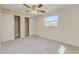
(1, 13), (14, 42)
(25, 18), (29, 36)
(14, 16), (20, 38)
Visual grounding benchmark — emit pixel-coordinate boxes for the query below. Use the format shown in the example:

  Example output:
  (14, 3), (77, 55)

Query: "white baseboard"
(35, 35), (79, 47)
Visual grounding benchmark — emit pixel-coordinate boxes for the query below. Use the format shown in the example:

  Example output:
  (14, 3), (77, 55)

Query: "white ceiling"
(0, 4), (78, 18)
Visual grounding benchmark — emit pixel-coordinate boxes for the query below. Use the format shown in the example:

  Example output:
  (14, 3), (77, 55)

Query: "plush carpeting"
(0, 36), (79, 54)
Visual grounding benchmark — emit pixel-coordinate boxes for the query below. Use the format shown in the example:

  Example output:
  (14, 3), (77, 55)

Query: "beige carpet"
(0, 36), (79, 54)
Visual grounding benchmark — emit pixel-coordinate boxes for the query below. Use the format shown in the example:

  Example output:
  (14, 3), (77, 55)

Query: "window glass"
(45, 16), (59, 27)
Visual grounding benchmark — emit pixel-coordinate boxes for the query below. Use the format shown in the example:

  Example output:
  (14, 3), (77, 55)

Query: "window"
(44, 16), (59, 27)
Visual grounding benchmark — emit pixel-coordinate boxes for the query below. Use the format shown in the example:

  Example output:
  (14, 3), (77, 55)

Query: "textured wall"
(1, 9), (34, 42)
(34, 6), (79, 47)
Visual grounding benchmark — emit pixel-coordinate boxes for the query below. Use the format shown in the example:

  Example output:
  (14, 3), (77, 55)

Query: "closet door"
(14, 15), (20, 38)
(1, 13), (14, 42)
(25, 17), (29, 36)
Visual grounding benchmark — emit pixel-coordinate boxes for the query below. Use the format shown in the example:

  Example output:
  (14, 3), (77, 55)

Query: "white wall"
(0, 8), (1, 47)
(29, 19), (34, 35)
(34, 6), (79, 47)
(1, 9), (34, 42)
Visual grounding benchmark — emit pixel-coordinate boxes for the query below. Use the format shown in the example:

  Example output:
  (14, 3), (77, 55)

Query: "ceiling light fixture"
(23, 4), (45, 14)
(31, 10), (37, 14)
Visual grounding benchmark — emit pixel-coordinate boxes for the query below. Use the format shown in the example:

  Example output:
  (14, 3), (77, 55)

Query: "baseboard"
(1, 35), (79, 47)
(55, 39), (79, 47)
(35, 35), (79, 47)
(1, 35), (33, 43)
(1, 39), (14, 43)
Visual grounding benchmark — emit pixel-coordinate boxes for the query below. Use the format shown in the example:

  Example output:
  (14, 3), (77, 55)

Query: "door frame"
(14, 15), (20, 38)
(25, 17), (29, 36)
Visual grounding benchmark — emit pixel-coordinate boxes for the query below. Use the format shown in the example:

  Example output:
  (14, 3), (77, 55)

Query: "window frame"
(44, 15), (59, 27)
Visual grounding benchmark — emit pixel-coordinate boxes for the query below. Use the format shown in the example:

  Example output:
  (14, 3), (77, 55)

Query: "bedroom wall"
(0, 8), (1, 47)
(1, 9), (34, 42)
(29, 19), (34, 35)
(34, 6), (79, 47)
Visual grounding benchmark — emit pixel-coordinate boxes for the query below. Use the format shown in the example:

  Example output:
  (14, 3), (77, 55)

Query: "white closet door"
(25, 18), (29, 36)
(1, 13), (14, 42)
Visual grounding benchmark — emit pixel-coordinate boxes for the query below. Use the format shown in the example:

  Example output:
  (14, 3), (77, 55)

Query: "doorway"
(14, 15), (20, 38)
(25, 17), (29, 36)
